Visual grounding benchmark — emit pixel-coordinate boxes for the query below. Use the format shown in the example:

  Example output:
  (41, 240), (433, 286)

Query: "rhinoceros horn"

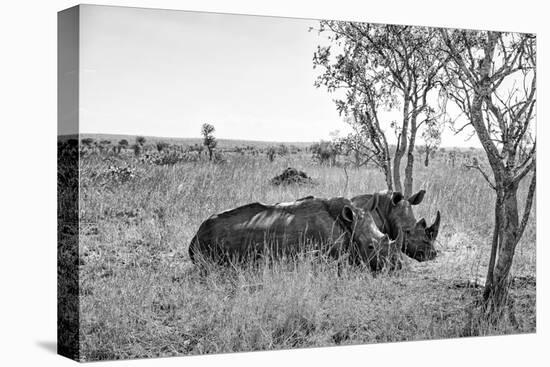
(394, 228), (404, 250)
(426, 211), (441, 240)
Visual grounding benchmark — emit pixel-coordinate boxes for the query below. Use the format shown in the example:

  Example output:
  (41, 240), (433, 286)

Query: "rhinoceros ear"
(408, 190), (426, 205)
(341, 205), (355, 223)
(391, 192), (404, 206)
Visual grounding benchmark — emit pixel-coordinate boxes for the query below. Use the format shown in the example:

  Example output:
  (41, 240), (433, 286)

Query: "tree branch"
(463, 162), (496, 190)
(516, 167), (536, 241)
(513, 156), (536, 184)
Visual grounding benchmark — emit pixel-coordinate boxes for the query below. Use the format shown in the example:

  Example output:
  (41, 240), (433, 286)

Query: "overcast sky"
(78, 5), (481, 147)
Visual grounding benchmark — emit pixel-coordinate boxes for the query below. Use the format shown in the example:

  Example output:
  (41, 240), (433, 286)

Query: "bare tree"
(313, 22), (447, 196)
(440, 30), (536, 314)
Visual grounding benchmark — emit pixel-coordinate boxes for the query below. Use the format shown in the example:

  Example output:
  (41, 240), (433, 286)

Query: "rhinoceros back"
(188, 198), (348, 263)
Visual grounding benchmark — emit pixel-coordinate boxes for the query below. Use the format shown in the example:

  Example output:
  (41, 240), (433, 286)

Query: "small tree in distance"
(113, 139), (128, 154)
(201, 123), (217, 161)
(266, 146), (277, 162)
(118, 139), (129, 149)
(136, 136), (146, 146)
(98, 140), (111, 153)
(134, 136), (146, 157)
(156, 141), (169, 152)
(81, 138), (94, 148)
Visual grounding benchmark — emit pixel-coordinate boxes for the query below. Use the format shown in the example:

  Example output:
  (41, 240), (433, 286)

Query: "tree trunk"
(354, 150), (361, 168)
(392, 151), (402, 193)
(483, 190), (502, 301)
(379, 124), (393, 191)
(379, 136), (393, 191)
(424, 148), (430, 167)
(403, 111), (418, 198)
(404, 150), (414, 197)
(392, 97), (409, 194)
(483, 182), (519, 313)
(383, 162), (393, 191)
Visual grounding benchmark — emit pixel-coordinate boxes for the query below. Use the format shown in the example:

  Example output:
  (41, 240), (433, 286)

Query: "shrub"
(140, 150), (200, 165)
(310, 141), (337, 165)
(278, 144), (289, 156)
(156, 141), (169, 152)
(81, 138), (94, 147)
(267, 146), (277, 162)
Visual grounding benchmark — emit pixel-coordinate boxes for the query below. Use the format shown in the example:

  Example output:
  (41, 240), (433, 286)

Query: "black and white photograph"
(55, 3), (539, 362)
(4, 0), (550, 365)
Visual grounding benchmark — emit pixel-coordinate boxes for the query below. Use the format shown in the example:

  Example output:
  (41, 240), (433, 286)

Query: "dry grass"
(76, 150), (536, 361)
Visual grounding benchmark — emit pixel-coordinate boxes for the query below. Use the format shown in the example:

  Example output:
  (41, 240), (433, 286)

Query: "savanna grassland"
(73, 139), (536, 361)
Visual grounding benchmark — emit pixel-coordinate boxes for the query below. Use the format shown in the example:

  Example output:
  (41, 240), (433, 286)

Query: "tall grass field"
(72, 141), (535, 361)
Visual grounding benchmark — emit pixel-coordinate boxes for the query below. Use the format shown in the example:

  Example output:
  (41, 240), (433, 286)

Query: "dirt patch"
(270, 167), (314, 186)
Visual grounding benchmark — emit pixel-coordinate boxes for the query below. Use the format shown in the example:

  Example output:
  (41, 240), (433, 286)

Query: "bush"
(84, 163), (140, 188)
(156, 141), (169, 152)
(136, 136), (146, 145)
(140, 150), (200, 165)
(81, 138), (94, 147)
(132, 144), (142, 157)
(278, 144), (289, 156)
(267, 146), (277, 162)
(310, 141), (337, 165)
(213, 151), (226, 164)
(105, 165), (137, 184)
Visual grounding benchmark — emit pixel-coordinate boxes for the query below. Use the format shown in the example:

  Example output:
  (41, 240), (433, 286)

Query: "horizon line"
(59, 132), (483, 149)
